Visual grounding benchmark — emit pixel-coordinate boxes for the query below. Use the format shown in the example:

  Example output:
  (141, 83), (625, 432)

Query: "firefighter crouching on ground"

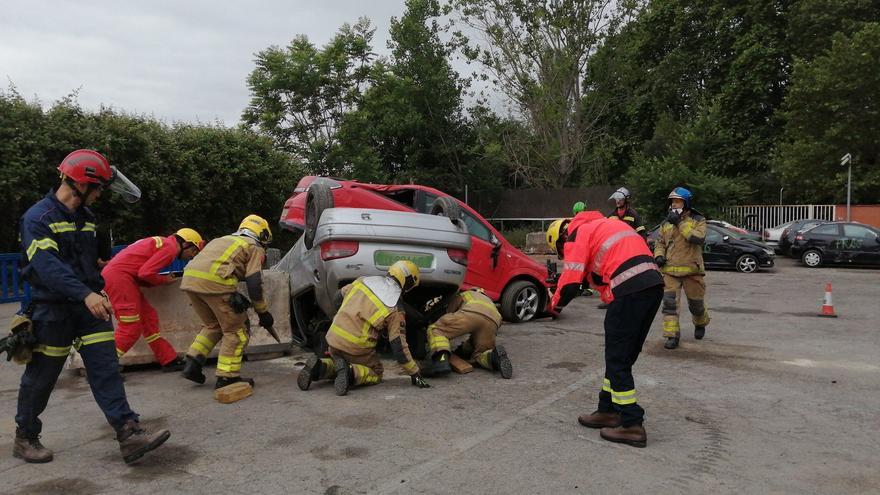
(298, 260), (431, 395)
(424, 287), (512, 378)
(180, 215), (275, 389)
(653, 187), (710, 350)
(103, 228), (205, 371)
(548, 210), (664, 448)
(13, 149), (170, 464)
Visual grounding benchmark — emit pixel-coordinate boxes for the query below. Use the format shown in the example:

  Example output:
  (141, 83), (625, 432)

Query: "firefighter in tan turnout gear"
(180, 215), (275, 389)
(424, 288), (512, 379)
(297, 260), (431, 395)
(653, 187), (710, 349)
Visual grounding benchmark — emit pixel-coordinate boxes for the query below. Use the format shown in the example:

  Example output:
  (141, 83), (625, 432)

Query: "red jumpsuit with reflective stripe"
(102, 235), (179, 365)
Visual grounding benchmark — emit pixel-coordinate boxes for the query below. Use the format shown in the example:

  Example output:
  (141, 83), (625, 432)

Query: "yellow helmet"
(546, 218), (570, 254)
(175, 228), (205, 251)
(388, 260), (420, 292)
(238, 214), (272, 245)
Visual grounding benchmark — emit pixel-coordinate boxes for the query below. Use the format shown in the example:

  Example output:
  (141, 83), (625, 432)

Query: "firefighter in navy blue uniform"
(13, 150), (170, 465)
(606, 187), (647, 240)
(548, 210), (663, 448)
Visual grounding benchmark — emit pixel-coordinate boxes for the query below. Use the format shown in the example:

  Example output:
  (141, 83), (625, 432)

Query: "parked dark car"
(779, 219), (827, 256)
(791, 222), (880, 267)
(648, 224), (775, 273)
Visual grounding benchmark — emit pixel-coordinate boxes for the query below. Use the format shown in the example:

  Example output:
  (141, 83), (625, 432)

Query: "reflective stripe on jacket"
(552, 211), (661, 306)
(180, 235), (264, 294)
(326, 278), (418, 374)
(653, 212), (707, 276)
(448, 289), (501, 327)
(19, 191), (102, 302)
(103, 235), (179, 287)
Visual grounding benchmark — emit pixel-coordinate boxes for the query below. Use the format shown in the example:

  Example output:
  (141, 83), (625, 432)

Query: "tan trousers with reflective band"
(329, 346), (383, 386)
(427, 311), (497, 360)
(185, 291), (250, 378)
(662, 274), (710, 337)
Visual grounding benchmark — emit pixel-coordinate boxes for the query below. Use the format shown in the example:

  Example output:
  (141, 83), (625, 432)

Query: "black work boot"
(490, 345), (513, 379)
(215, 376), (255, 389)
(597, 302), (609, 309)
(428, 351), (452, 377)
(600, 424), (647, 448)
(117, 420), (171, 464)
(664, 336), (679, 349)
(162, 357), (186, 372)
(578, 410), (622, 429)
(333, 356), (353, 396)
(694, 326), (706, 340)
(13, 431), (53, 463)
(298, 355), (324, 391)
(181, 355), (206, 384)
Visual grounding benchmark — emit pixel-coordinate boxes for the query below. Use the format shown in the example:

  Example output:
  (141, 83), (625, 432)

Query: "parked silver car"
(276, 207), (471, 354)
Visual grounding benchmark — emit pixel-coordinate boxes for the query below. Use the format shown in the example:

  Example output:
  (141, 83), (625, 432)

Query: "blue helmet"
(667, 187), (692, 209)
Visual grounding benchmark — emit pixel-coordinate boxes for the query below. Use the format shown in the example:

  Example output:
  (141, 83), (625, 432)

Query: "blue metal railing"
(1, 245), (188, 307)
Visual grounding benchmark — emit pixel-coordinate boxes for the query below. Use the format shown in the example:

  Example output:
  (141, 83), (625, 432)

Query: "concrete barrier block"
(524, 231), (552, 254)
(68, 269), (291, 369)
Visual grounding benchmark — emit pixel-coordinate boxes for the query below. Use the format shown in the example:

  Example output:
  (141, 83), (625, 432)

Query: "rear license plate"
(373, 251), (433, 268)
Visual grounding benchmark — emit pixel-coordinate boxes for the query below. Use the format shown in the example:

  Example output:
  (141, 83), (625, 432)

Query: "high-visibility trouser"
(329, 346), (383, 387)
(427, 311), (497, 369)
(17, 302), (136, 437)
(661, 274), (710, 338)
(599, 285), (663, 427)
(184, 291), (249, 378)
(106, 277), (178, 365)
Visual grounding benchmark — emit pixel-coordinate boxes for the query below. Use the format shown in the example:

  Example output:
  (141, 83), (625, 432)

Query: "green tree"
(775, 23), (880, 204)
(242, 18), (375, 173)
(449, 0), (641, 187)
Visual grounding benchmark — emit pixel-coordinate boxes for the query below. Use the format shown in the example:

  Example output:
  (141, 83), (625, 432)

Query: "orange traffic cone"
(817, 282), (837, 318)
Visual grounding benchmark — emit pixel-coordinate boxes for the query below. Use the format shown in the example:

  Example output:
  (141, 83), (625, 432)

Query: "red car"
(280, 176), (552, 322)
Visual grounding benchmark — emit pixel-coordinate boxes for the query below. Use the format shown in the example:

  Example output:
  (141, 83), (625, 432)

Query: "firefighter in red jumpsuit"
(102, 229), (204, 370)
(548, 210), (663, 448)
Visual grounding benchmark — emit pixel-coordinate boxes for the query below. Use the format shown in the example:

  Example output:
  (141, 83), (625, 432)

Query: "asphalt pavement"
(1, 257), (878, 494)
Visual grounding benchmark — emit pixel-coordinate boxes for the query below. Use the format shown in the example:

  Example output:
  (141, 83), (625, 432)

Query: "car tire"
(429, 196), (462, 225)
(501, 280), (541, 323)
(304, 181), (334, 250)
(735, 254), (759, 273)
(802, 249), (823, 268)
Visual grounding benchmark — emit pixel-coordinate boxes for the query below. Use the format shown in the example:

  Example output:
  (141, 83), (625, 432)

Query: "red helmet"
(57, 149), (141, 203)
(58, 149), (113, 185)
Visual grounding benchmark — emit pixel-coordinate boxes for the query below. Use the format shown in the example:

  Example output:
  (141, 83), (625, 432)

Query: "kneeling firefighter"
(653, 187), (710, 349)
(424, 287), (512, 378)
(180, 215), (275, 390)
(548, 210), (664, 448)
(297, 260), (431, 395)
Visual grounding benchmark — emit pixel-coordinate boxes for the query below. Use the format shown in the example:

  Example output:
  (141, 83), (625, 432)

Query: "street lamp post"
(841, 153), (852, 222)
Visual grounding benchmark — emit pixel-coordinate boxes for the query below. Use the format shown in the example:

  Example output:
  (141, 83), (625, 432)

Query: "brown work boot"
(13, 434), (54, 463)
(600, 424), (647, 448)
(117, 419), (171, 464)
(578, 410), (621, 429)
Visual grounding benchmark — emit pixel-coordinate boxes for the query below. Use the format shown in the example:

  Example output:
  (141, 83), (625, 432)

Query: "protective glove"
(666, 210), (681, 225)
(411, 373), (431, 388)
(257, 311), (274, 329)
(654, 255), (667, 267)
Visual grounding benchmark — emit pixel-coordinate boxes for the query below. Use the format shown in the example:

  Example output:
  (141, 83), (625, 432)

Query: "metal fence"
(720, 205), (836, 231)
(0, 254), (29, 305)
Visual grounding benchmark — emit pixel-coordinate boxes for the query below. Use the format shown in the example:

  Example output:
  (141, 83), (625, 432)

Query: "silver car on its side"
(276, 207), (471, 353)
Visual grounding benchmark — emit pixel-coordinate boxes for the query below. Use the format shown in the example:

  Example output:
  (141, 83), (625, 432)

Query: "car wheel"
(802, 249), (823, 268)
(304, 181), (334, 249)
(429, 196), (462, 225)
(501, 280), (540, 323)
(735, 254), (758, 273)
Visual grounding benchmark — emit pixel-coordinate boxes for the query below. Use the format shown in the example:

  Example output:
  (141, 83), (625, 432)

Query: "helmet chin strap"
(64, 177), (100, 204)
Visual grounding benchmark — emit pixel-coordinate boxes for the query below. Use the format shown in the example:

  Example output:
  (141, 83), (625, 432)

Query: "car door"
(808, 224), (843, 262)
(702, 227), (726, 267)
(458, 209), (505, 297)
(841, 224), (880, 265)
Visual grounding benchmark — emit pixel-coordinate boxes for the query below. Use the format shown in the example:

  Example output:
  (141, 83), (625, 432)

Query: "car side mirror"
(722, 235), (730, 242)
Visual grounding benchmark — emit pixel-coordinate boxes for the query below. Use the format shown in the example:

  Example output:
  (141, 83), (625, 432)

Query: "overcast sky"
(1, 1), (412, 125)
